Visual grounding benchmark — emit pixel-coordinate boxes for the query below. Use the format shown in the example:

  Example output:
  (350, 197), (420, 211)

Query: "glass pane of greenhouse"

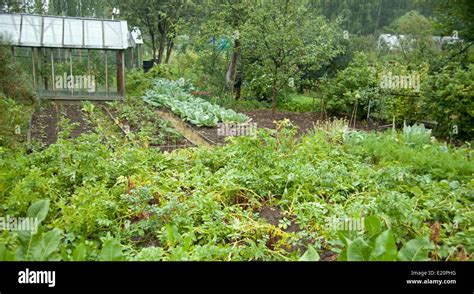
(64, 18), (83, 47)
(84, 20), (103, 48)
(42, 17), (63, 47)
(20, 15), (42, 46)
(0, 14), (21, 43)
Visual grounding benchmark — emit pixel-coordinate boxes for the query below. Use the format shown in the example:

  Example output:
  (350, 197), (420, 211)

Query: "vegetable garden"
(0, 0), (473, 263)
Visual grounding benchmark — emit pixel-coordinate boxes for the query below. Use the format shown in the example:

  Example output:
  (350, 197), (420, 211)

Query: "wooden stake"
(116, 50), (125, 97)
(51, 48), (55, 92)
(32, 48), (37, 90)
(105, 50), (108, 97)
(69, 49), (74, 96)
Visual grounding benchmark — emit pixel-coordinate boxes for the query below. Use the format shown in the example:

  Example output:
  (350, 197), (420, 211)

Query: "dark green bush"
(322, 52), (379, 118)
(421, 63), (474, 140)
(0, 44), (34, 102)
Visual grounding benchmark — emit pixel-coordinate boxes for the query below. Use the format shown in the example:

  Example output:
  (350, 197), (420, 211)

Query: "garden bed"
(183, 109), (378, 146)
(30, 101), (123, 148)
(106, 98), (195, 152)
(30, 102), (59, 147)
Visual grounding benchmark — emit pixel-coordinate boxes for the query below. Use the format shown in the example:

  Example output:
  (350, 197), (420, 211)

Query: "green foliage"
(388, 10), (437, 65)
(147, 64), (173, 80)
(107, 95), (183, 146)
(241, 0), (343, 107)
(323, 52), (378, 117)
(338, 216), (434, 261)
(0, 44), (33, 102)
(397, 237), (434, 261)
(277, 94), (316, 113)
(169, 50), (202, 85)
(0, 199), (63, 261)
(299, 245), (320, 261)
(118, 0), (192, 64)
(0, 95), (33, 150)
(100, 238), (124, 261)
(344, 130), (473, 181)
(421, 64), (474, 140)
(144, 78), (249, 126)
(314, 0), (434, 35)
(432, 0), (474, 41)
(403, 122), (432, 146)
(0, 120), (472, 261)
(125, 69), (152, 98)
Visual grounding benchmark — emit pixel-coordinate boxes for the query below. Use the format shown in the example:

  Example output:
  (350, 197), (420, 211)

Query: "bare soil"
(258, 205), (339, 259)
(30, 103), (59, 147)
(30, 102), (104, 147)
(186, 109), (376, 147)
(60, 104), (95, 139)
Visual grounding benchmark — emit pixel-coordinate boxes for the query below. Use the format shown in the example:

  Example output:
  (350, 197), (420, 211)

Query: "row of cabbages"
(144, 78), (249, 127)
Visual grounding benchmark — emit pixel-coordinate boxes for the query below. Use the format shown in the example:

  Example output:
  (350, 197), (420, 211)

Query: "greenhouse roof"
(0, 13), (129, 50)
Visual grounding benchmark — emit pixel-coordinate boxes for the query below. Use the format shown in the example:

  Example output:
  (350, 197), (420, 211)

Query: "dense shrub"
(421, 63), (474, 140)
(0, 94), (32, 150)
(322, 52), (378, 118)
(0, 44), (33, 102)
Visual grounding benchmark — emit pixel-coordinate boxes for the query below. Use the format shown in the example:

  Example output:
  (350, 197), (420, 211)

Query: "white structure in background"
(378, 33), (463, 51)
(377, 34), (413, 51)
(129, 27), (143, 46)
(434, 35), (463, 48)
(112, 7), (120, 20)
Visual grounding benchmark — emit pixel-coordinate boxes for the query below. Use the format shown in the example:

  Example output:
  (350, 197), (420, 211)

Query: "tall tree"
(241, 0), (343, 116)
(194, 0), (251, 91)
(48, 0), (112, 17)
(118, 0), (191, 64)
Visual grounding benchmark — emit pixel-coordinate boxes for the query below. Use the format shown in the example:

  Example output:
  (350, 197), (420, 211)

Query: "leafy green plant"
(143, 78), (249, 126)
(403, 122), (432, 146)
(338, 216), (434, 261)
(0, 95), (33, 150)
(0, 199), (63, 261)
(277, 94), (316, 112)
(322, 52), (378, 118)
(100, 238), (125, 261)
(299, 245), (320, 261)
(0, 114), (472, 261)
(421, 63), (474, 140)
(107, 95), (184, 146)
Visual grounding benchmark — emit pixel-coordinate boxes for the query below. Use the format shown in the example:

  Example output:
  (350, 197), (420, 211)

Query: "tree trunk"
(375, 0), (383, 33)
(157, 34), (166, 64)
(165, 39), (174, 64)
(225, 38), (240, 90)
(157, 23), (167, 64)
(150, 32), (157, 63)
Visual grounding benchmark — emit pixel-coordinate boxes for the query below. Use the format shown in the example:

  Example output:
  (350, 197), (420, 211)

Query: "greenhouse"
(0, 13), (136, 100)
